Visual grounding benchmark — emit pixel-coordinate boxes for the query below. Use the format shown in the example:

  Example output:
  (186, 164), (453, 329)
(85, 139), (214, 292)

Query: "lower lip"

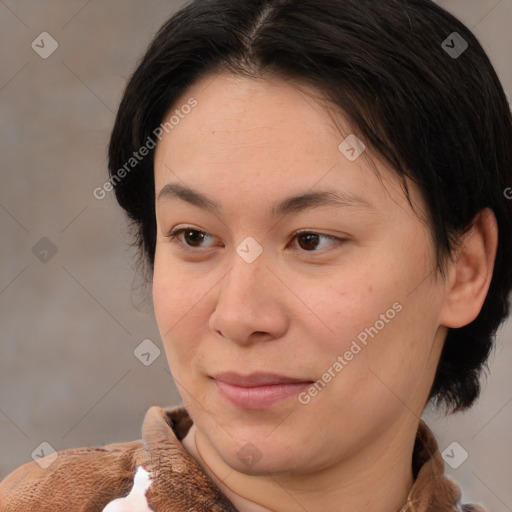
(213, 379), (312, 410)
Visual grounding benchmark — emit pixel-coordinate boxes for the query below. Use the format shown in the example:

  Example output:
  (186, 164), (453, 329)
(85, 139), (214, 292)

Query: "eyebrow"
(157, 183), (377, 218)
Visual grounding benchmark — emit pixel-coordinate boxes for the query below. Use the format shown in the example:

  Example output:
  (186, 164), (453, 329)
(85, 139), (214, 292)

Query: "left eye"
(292, 231), (345, 252)
(165, 227), (347, 253)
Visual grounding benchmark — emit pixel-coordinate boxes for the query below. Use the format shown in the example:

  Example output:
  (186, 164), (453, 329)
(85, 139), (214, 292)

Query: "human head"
(108, 0), (512, 433)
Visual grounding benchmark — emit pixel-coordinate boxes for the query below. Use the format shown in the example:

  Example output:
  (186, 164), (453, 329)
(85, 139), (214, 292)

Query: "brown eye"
(291, 231), (346, 253)
(166, 227), (213, 248)
(182, 229), (207, 247)
(296, 233), (321, 251)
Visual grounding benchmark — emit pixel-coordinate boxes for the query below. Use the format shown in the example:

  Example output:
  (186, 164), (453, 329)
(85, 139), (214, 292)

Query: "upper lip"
(212, 371), (314, 387)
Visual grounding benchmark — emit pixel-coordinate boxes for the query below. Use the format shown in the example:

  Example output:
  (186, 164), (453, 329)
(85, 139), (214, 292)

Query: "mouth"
(211, 372), (315, 410)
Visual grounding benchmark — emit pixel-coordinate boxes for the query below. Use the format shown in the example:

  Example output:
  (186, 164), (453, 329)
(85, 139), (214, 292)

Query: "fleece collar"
(139, 406), (481, 512)
(0, 405), (483, 512)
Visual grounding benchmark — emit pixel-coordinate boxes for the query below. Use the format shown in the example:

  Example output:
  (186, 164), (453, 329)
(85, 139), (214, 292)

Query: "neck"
(181, 417), (418, 512)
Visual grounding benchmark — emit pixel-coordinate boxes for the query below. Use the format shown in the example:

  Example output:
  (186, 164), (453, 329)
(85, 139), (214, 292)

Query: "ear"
(439, 208), (498, 329)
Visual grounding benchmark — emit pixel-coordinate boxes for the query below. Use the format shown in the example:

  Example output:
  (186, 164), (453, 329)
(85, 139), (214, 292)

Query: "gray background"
(0, 0), (511, 509)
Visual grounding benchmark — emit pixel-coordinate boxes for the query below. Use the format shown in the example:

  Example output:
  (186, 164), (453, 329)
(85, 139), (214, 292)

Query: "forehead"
(153, 72), (424, 220)
(156, 73), (348, 160)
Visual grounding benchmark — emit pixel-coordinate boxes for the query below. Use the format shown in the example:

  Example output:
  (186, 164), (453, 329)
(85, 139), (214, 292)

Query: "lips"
(213, 371), (313, 386)
(211, 372), (314, 409)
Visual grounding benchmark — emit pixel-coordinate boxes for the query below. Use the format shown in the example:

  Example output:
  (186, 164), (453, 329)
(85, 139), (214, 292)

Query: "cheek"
(316, 286), (442, 423)
(304, 256), (440, 394)
(300, 263), (400, 351)
(152, 252), (205, 368)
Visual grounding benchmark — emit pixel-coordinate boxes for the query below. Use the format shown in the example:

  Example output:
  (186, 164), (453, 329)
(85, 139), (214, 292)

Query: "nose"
(208, 250), (289, 346)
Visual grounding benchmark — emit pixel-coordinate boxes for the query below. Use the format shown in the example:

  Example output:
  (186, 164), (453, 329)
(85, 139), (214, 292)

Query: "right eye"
(165, 226), (217, 250)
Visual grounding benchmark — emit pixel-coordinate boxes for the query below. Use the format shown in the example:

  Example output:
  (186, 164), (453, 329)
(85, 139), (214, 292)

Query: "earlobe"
(439, 208), (498, 329)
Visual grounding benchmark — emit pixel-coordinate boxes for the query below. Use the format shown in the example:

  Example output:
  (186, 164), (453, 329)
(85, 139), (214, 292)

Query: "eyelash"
(164, 226), (348, 255)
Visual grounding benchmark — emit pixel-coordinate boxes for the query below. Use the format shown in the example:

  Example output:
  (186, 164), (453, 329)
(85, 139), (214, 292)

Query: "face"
(152, 72), (448, 475)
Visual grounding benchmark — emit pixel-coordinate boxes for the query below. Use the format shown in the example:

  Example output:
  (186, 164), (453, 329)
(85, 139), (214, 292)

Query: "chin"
(212, 431), (309, 475)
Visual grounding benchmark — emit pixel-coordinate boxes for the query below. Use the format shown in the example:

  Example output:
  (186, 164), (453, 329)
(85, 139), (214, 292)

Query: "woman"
(1, 0), (511, 511)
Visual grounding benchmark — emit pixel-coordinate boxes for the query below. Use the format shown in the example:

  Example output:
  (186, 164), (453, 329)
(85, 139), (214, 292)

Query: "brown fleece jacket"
(0, 405), (486, 512)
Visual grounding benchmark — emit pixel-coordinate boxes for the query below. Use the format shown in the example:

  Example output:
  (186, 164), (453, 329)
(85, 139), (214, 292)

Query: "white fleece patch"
(102, 465), (154, 512)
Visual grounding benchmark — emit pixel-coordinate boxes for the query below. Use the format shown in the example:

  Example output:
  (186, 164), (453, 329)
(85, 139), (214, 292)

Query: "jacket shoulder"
(0, 439), (145, 512)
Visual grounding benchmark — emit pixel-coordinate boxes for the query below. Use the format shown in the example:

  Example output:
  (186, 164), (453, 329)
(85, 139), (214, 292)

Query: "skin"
(152, 72), (498, 512)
